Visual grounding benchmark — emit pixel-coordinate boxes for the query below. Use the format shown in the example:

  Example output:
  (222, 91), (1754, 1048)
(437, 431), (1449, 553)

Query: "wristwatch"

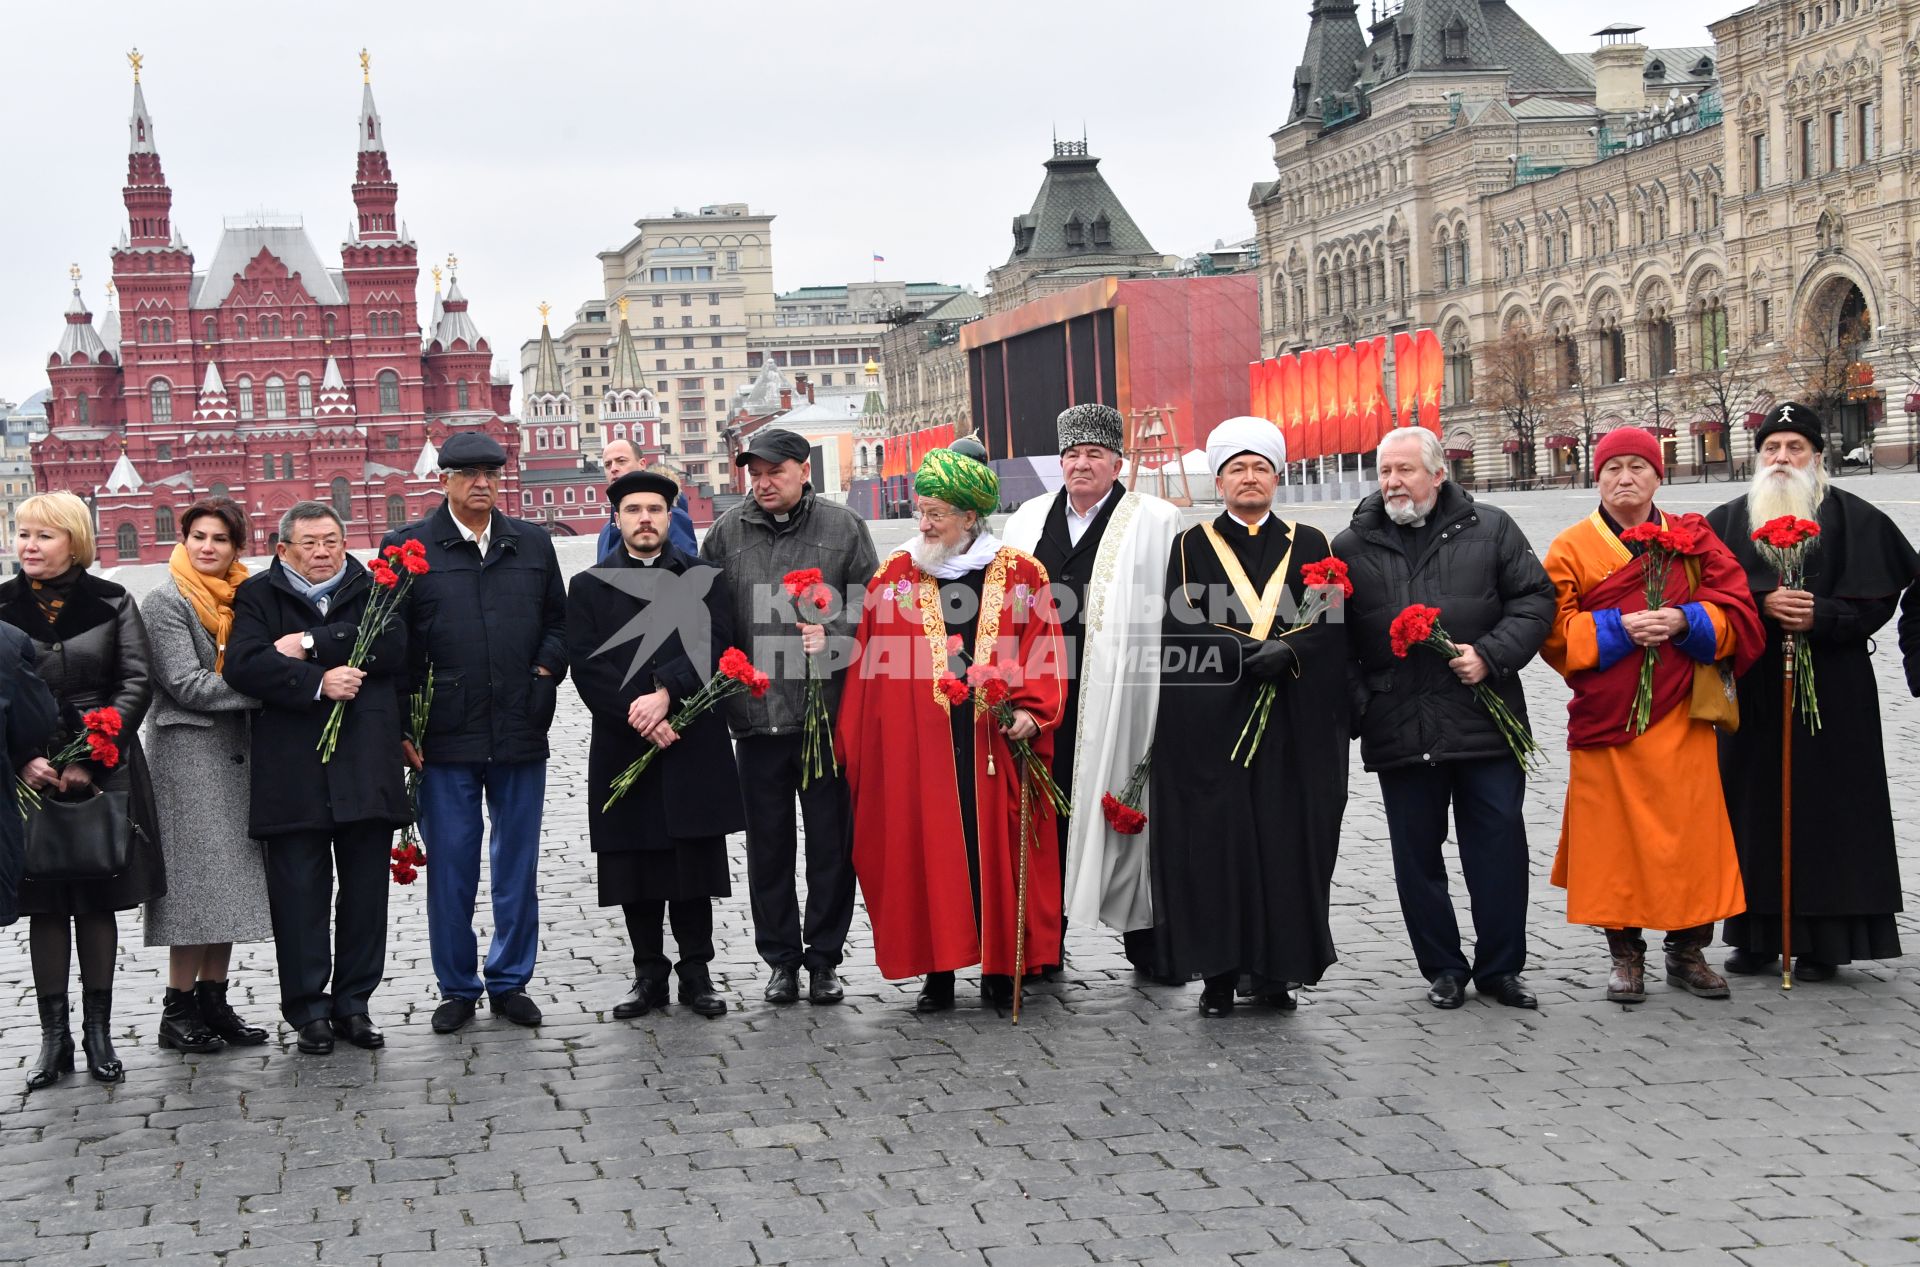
(300, 631), (315, 654)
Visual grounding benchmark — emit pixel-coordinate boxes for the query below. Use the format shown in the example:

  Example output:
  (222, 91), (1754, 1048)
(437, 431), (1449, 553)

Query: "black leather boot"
(25, 994), (73, 1093)
(157, 987), (226, 1053)
(194, 980), (268, 1046)
(80, 988), (123, 1083)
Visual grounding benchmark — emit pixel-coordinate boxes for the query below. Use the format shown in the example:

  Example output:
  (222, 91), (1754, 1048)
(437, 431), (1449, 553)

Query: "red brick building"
(35, 60), (518, 561)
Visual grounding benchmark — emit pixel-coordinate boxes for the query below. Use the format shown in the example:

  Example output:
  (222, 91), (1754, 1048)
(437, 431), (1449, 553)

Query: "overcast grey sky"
(1, 1), (1717, 407)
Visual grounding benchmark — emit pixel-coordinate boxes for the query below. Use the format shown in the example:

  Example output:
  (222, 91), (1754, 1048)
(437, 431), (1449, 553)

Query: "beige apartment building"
(1254, 0), (1915, 485)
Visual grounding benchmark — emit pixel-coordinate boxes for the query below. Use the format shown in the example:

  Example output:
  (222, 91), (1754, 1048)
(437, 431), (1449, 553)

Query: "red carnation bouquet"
(603, 646), (769, 811)
(938, 641), (1071, 821)
(1231, 556), (1351, 766)
(1615, 520), (1709, 735)
(1389, 604), (1539, 769)
(782, 568), (840, 788)
(1100, 749), (1151, 836)
(318, 539), (430, 763)
(1752, 515), (1822, 732)
(392, 665), (433, 884)
(18, 707), (123, 815)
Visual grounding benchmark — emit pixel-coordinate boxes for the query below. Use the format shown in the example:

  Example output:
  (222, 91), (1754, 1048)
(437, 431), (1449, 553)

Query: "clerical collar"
(625, 550), (663, 566)
(1227, 508), (1274, 535)
(773, 511), (791, 524)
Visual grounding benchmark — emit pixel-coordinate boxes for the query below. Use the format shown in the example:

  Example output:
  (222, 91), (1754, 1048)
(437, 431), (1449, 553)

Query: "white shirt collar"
(454, 514), (491, 557)
(1063, 485), (1118, 546)
(1227, 508), (1273, 531)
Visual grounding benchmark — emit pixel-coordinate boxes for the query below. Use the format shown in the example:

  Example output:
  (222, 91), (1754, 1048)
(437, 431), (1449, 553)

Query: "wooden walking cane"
(1781, 630), (1795, 991)
(1012, 767), (1032, 1024)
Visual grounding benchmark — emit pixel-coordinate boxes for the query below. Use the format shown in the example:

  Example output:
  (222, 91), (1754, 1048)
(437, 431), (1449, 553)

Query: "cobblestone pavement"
(6, 472), (1920, 1265)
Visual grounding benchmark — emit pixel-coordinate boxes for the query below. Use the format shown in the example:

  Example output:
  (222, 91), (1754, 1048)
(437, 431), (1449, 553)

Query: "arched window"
(154, 506), (176, 545)
(523, 492), (534, 506)
(137, 319), (149, 344)
(377, 370), (401, 414)
(564, 488), (576, 504)
(323, 313), (337, 338)
(543, 489), (555, 505)
(264, 375), (287, 419)
(75, 392), (90, 424)
(296, 373), (314, 417)
(1698, 301), (1729, 370)
(262, 455), (275, 480)
(236, 376), (255, 420)
(149, 379), (173, 424)
(1647, 316), (1676, 377)
(330, 477), (351, 523)
(613, 423), (627, 441)
(116, 523), (138, 558)
(282, 455), (295, 479)
(535, 429), (549, 451)
(203, 317), (217, 342)
(1443, 328), (1473, 407)
(234, 315), (247, 340)
(386, 495), (407, 528)
(209, 483), (229, 502)
(456, 379), (470, 410)
(294, 314), (306, 338)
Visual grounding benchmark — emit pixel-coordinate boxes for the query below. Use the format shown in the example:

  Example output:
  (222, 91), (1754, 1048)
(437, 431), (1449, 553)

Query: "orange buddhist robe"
(1541, 512), (1747, 931)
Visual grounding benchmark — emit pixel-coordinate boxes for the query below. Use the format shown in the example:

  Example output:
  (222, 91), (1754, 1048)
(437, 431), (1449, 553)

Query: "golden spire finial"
(69, 262), (82, 285)
(617, 296), (630, 321)
(431, 265), (442, 292)
(359, 49), (370, 84)
(105, 279), (116, 302)
(446, 251), (458, 277)
(128, 48), (143, 83)
(538, 301), (552, 325)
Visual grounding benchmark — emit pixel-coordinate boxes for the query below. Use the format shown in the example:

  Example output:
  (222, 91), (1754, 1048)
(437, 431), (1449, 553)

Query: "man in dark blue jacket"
(597, 439), (696, 559)
(384, 431), (568, 1034)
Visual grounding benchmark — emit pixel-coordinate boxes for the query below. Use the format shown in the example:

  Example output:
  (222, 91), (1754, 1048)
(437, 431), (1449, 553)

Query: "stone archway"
(1802, 274), (1875, 461)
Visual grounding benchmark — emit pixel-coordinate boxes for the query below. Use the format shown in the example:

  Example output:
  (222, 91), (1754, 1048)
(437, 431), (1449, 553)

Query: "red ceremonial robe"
(839, 546), (1068, 980)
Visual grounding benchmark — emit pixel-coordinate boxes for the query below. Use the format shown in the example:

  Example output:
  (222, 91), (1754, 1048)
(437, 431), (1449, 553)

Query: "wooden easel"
(1128, 405), (1192, 506)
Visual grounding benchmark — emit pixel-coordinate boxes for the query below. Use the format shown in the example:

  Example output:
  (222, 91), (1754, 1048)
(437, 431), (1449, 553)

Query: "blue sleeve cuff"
(1676, 601), (1719, 663)
(1594, 607), (1633, 671)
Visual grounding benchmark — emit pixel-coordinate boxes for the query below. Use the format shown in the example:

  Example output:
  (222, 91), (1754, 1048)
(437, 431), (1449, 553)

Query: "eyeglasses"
(448, 466), (500, 483)
(915, 505), (964, 525)
(288, 536), (343, 551)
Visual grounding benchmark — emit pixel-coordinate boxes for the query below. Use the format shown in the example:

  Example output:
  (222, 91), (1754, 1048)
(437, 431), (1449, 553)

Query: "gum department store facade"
(1256, 0), (1920, 484)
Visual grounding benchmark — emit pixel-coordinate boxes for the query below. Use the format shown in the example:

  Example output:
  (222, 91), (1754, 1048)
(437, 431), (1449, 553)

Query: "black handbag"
(23, 788), (133, 881)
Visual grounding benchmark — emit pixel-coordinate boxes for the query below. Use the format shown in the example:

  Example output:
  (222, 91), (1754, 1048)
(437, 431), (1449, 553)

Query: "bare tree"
(1687, 342), (1788, 482)
(1558, 375), (1608, 489)
(1628, 366), (1696, 476)
(1476, 325), (1560, 486)
(1788, 307), (1871, 472)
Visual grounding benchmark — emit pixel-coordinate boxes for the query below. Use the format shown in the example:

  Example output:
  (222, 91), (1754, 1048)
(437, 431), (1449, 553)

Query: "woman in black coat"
(2, 492), (165, 1091)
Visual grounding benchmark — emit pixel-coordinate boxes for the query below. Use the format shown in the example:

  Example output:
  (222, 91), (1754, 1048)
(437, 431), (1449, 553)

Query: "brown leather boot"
(1605, 928), (1646, 1003)
(1663, 925), (1731, 998)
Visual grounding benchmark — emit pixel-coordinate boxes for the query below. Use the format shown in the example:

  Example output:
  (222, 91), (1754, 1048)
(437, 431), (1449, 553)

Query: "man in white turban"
(1148, 415), (1350, 1017)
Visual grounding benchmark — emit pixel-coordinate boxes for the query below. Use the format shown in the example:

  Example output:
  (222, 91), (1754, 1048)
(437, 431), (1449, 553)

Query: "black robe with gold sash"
(1149, 512), (1349, 987)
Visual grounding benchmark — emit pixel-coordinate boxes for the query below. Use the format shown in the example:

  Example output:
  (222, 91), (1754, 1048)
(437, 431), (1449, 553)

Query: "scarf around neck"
(282, 558), (351, 614)
(914, 530), (1003, 581)
(168, 544), (250, 670)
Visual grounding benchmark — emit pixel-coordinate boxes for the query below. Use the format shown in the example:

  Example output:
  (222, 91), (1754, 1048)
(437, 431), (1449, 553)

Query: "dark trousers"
(736, 734), (855, 972)
(264, 823), (392, 1027)
(1378, 756), (1529, 988)
(624, 901), (714, 987)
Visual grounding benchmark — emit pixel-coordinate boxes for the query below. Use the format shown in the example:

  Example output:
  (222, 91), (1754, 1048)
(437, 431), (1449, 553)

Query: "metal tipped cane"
(1012, 768), (1032, 1024)
(1781, 631), (1795, 991)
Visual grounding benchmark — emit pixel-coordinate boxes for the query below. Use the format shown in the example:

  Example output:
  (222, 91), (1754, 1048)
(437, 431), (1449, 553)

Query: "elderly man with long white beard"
(1706, 402), (1920, 982)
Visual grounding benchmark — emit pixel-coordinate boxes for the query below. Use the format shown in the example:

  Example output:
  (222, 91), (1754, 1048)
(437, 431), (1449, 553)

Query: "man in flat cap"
(1150, 417), (1349, 1017)
(569, 469), (742, 1018)
(383, 429), (568, 1034)
(700, 427), (876, 1006)
(1707, 403), (1920, 982)
(1004, 405), (1180, 978)
(839, 448), (1067, 1012)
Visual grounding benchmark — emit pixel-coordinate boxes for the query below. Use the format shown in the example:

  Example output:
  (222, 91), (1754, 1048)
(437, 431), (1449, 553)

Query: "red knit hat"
(1592, 427), (1665, 479)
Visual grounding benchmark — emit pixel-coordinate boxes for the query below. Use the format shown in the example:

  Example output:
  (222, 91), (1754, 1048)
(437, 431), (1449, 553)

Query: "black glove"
(1243, 638), (1296, 681)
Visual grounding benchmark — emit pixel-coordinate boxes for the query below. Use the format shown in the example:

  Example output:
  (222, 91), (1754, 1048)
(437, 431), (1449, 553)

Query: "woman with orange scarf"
(139, 497), (273, 1054)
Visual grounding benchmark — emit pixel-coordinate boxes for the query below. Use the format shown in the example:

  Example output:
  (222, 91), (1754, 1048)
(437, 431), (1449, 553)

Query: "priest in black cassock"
(1150, 416), (1350, 1017)
(567, 469), (745, 1019)
(1707, 402), (1920, 980)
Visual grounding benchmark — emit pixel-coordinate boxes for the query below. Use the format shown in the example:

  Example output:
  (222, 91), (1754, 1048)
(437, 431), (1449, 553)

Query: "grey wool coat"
(138, 583), (273, 946)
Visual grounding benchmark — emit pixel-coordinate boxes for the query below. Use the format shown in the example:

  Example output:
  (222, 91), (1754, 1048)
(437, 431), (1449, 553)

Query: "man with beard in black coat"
(1335, 426), (1554, 1010)
(225, 501), (410, 1054)
(568, 470), (745, 1019)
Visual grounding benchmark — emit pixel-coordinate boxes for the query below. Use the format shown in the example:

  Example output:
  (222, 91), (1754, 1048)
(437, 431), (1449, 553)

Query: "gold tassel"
(987, 750), (996, 776)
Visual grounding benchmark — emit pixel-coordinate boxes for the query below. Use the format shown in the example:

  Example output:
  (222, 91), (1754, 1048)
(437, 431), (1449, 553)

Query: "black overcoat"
(0, 625), (60, 924)
(566, 545), (746, 854)
(223, 557), (410, 838)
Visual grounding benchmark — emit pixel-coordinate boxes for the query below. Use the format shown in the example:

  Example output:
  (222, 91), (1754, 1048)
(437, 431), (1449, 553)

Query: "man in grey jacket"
(701, 428), (877, 1005)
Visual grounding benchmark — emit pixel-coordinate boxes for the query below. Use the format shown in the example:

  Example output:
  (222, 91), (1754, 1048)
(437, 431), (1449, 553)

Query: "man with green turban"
(839, 448), (1069, 1013)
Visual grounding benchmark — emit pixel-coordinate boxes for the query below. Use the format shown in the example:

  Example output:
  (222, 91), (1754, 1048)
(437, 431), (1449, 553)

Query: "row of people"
(8, 399), (1915, 1090)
